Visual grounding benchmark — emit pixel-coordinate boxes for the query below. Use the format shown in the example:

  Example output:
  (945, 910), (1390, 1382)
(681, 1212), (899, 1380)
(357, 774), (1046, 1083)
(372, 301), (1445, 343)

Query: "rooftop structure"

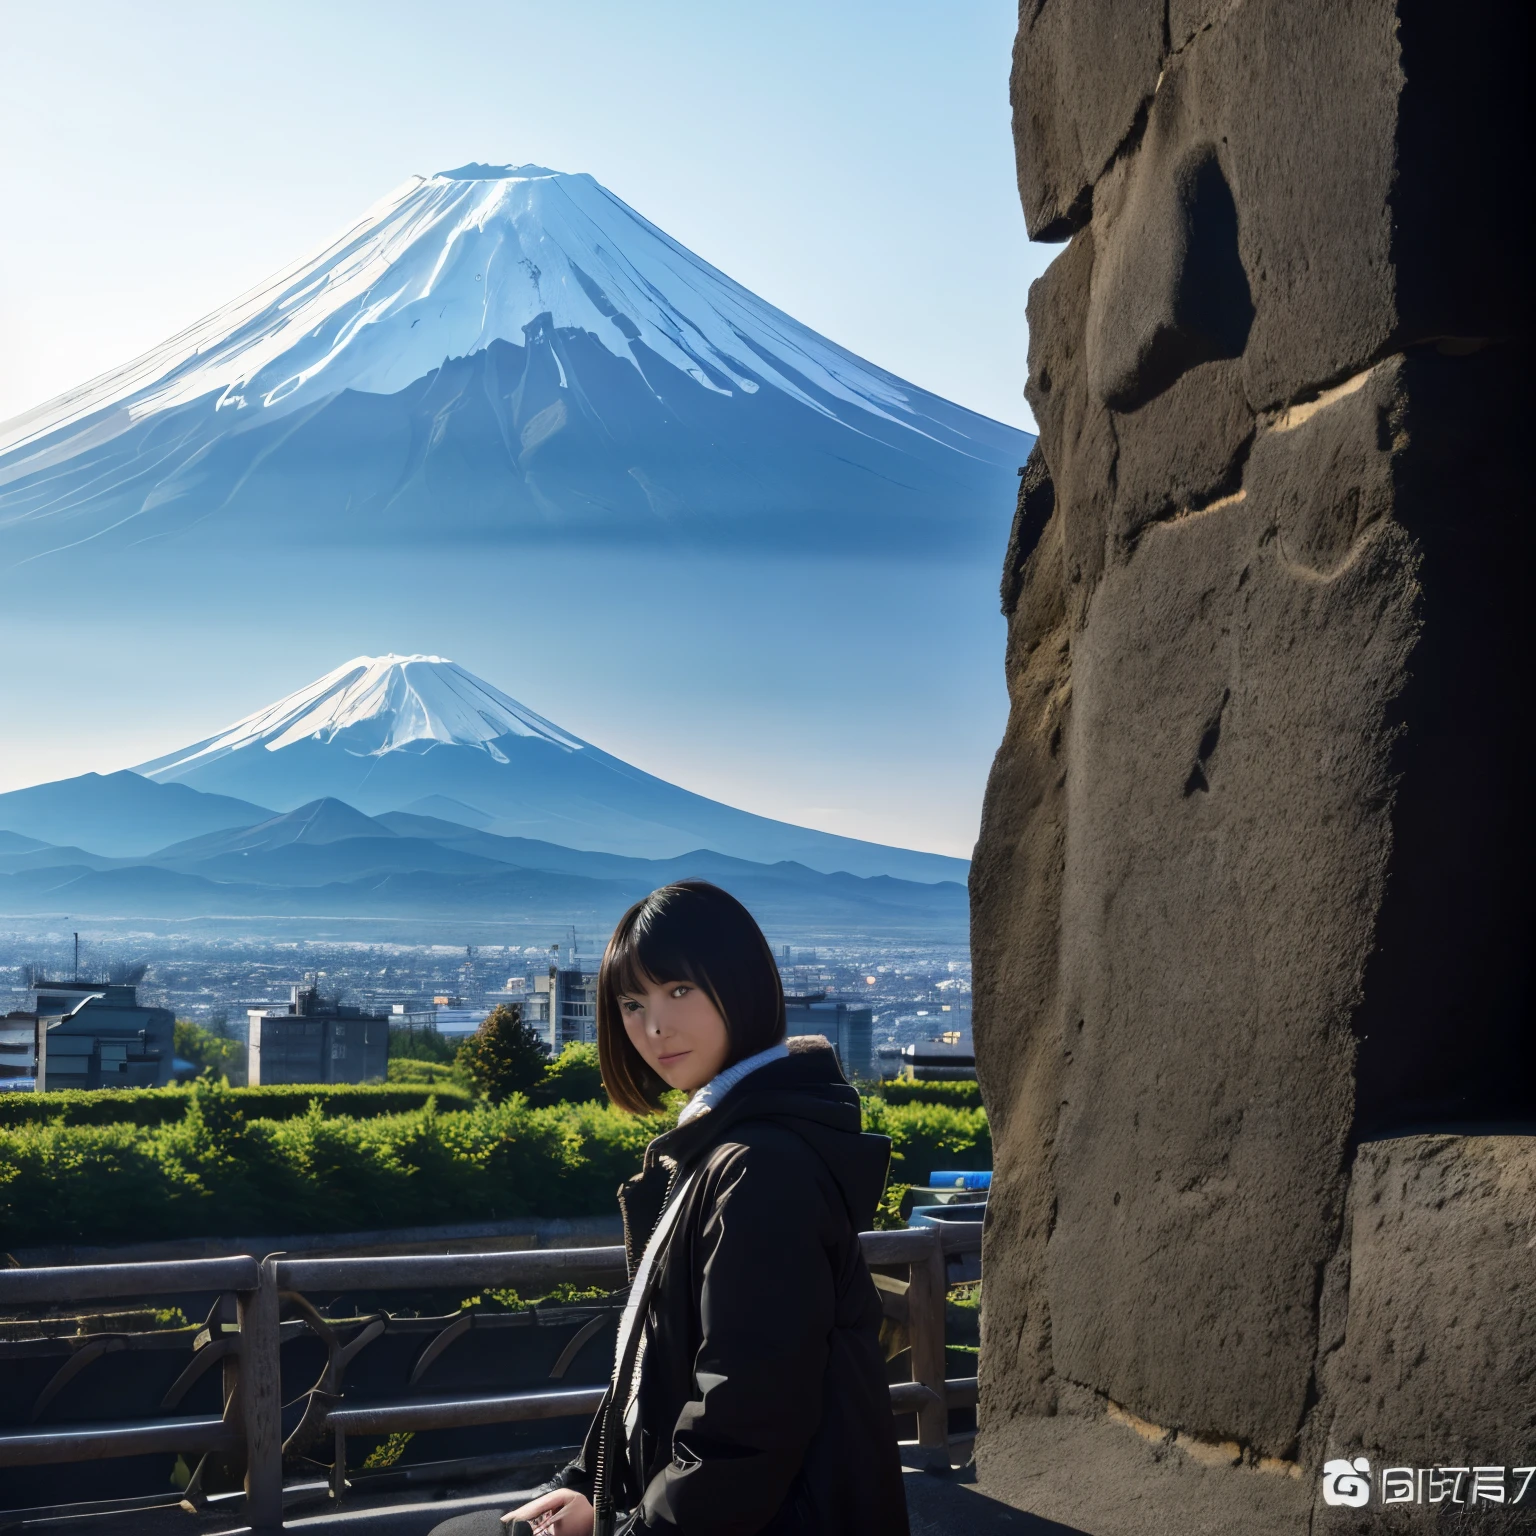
(899, 1039), (976, 1083)
(0, 1012), (43, 1092)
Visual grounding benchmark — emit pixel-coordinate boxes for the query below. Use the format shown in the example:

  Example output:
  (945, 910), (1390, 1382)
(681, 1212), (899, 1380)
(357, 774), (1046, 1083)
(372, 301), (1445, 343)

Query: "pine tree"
(455, 1004), (547, 1104)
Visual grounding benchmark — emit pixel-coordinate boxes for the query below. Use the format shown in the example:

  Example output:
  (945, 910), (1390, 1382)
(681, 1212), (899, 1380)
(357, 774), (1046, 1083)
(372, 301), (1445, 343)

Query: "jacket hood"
(649, 1036), (891, 1230)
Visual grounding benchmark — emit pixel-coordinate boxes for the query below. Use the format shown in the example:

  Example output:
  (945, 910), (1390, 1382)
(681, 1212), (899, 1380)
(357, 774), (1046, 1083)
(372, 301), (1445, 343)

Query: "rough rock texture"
(1047, 360), (1414, 1455)
(1318, 1136), (1536, 1475)
(1009, 0), (1164, 239)
(974, 0), (1532, 1530)
(973, 443), (1071, 1424)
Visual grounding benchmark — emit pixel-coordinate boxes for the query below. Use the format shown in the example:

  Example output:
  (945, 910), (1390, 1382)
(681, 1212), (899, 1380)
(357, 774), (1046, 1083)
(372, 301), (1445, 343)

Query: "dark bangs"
(597, 881), (786, 1114)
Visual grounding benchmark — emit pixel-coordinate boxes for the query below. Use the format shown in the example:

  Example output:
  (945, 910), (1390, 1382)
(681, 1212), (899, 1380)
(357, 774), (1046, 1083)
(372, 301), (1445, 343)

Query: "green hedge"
(386, 1058), (463, 1087)
(874, 1079), (982, 1108)
(0, 1081), (471, 1130)
(0, 1082), (990, 1251)
(0, 1081), (660, 1249)
(860, 1098), (991, 1184)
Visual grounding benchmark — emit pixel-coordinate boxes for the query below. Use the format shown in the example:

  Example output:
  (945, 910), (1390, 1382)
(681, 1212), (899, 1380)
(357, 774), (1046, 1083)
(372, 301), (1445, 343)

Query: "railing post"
(906, 1228), (949, 1460)
(238, 1255), (284, 1534)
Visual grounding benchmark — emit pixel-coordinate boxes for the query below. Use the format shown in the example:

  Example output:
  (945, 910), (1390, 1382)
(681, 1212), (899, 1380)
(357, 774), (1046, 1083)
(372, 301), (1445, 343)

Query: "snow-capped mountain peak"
(0, 161), (1029, 575)
(0, 162), (931, 463)
(137, 655), (588, 778)
(437, 162), (558, 180)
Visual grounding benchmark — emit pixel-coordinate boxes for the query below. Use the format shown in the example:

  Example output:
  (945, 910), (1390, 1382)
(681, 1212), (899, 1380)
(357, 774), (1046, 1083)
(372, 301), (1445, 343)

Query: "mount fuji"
(0, 163), (1028, 563)
(131, 654), (967, 883)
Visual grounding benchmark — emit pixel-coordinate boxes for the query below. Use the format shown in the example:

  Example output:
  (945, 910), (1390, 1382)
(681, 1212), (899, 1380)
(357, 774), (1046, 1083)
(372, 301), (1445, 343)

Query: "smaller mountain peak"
(135, 653), (592, 782)
(434, 162), (561, 182)
(272, 797), (395, 843)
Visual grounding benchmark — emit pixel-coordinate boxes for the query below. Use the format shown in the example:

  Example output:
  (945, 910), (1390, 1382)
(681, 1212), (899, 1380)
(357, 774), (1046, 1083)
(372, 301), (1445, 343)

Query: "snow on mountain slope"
(134, 655), (969, 883)
(137, 654), (589, 777)
(0, 163), (1001, 467)
(0, 164), (1029, 566)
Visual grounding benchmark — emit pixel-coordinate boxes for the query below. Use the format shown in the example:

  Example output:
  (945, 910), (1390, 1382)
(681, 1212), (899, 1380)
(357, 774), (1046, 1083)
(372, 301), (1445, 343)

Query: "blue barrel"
(928, 1170), (991, 1190)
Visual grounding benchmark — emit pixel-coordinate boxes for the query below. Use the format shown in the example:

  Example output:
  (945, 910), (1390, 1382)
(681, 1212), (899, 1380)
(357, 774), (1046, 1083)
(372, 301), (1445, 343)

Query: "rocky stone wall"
(973, 1), (1532, 1527)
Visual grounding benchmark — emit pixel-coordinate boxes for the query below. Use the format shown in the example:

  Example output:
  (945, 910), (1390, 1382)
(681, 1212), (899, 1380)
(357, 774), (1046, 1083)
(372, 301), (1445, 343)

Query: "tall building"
(247, 985), (388, 1086)
(784, 994), (874, 1082)
(525, 963), (598, 1053)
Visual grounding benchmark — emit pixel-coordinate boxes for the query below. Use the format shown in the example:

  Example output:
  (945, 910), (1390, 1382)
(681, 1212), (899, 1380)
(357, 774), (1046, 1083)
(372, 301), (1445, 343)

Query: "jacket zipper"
(595, 1158), (679, 1535)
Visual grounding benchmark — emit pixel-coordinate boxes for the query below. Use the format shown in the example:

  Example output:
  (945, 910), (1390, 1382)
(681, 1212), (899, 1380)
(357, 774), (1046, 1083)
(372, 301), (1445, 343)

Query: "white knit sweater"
(675, 1041), (790, 1125)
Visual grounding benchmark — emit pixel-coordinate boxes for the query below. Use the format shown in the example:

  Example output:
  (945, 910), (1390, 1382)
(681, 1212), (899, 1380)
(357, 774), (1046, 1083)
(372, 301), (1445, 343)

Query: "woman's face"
(619, 974), (732, 1095)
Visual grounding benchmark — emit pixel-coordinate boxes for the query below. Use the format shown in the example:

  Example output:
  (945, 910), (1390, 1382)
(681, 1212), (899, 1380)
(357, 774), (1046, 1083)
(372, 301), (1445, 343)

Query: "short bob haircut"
(597, 881), (785, 1113)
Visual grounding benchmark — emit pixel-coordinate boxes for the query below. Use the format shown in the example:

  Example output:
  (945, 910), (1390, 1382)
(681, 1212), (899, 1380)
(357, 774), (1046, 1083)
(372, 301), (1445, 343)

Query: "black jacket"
(558, 1037), (909, 1535)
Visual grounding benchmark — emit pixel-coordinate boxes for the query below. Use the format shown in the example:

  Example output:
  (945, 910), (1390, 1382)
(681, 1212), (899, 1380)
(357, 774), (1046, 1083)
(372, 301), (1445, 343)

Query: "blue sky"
(0, 1), (1056, 857)
(0, 0), (1049, 430)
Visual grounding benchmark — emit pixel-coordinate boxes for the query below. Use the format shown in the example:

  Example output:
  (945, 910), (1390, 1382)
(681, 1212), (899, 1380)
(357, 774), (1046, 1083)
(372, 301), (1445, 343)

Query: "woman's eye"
(671, 985), (691, 998)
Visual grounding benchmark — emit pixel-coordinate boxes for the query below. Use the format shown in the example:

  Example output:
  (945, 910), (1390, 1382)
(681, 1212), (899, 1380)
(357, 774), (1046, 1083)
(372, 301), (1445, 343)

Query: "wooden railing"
(0, 1225), (980, 1533)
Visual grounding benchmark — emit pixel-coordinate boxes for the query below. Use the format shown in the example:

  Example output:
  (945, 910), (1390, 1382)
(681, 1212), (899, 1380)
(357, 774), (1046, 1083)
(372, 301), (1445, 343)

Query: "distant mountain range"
(0, 654), (969, 934)
(0, 795), (966, 935)
(0, 770), (269, 857)
(130, 653), (966, 882)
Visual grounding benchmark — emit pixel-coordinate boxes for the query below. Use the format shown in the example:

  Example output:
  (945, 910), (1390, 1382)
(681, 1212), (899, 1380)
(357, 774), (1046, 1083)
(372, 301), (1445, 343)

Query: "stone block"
(1009, 0), (1164, 240)
(977, 0), (1533, 1522)
(1314, 1134), (1536, 1531)
(1023, 231), (1114, 620)
(1045, 373), (1419, 1450)
(1109, 357), (1252, 544)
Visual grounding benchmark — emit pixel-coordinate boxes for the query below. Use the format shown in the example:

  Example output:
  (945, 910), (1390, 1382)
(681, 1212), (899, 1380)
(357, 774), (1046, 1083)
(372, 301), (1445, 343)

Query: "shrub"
(0, 1082), (471, 1130)
(388, 1022), (459, 1065)
(860, 1098), (991, 1185)
(174, 1020), (247, 1085)
(875, 1079), (982, 1109)
(528, 1042), (607, 1107)
(873, 1181), (910, 1230)
(456, 1005), (546, 1105)
(387, 1058), (462, 1087)
(0, 1073), (993, 1254)
(0, 1078), (673, 1251)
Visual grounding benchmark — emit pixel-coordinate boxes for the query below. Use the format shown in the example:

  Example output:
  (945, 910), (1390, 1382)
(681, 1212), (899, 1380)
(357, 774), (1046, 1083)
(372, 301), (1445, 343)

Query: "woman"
(437, 880), (908, 1536)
